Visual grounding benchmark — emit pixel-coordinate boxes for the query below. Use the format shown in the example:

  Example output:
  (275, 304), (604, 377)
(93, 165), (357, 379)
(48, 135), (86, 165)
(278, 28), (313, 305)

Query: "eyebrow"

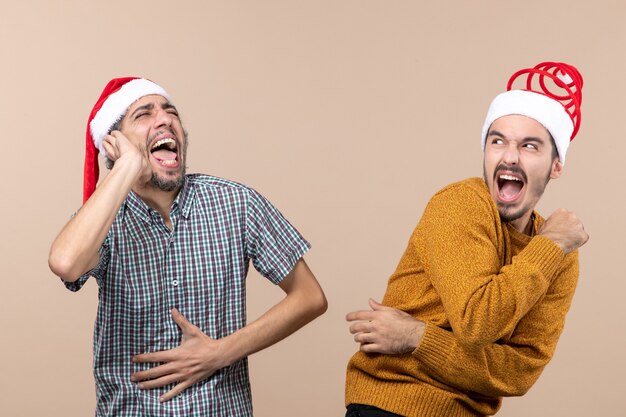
(129, 101), (178, 119)
(488, 130), (546, 144)
(129, 103), (155, 119)
(162, 102), (178, 113)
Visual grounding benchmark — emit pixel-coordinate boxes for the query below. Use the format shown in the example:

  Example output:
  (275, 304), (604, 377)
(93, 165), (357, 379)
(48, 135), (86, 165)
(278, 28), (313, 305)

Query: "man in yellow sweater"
(345, 62), (589, 417)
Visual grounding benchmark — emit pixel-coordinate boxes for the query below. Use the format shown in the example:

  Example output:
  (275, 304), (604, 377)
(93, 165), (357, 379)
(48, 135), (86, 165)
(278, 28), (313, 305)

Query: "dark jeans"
(346, 404), (404, 417)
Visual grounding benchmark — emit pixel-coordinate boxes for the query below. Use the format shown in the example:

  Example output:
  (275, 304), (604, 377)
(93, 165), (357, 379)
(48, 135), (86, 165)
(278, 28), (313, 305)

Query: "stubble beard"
(497, 200), (531, 223)
(149, 135), (188, 192)
(484, 164), (552, 223)
(150, 169), (186, 192)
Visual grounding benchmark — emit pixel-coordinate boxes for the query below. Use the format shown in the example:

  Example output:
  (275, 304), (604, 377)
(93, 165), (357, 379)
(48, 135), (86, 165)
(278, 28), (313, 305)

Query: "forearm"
(413, 259), (578, 397)
(413, 324), (548, 397)
(48, 155), (142, 281)
(218, 259), (327, 367)
(434, 236), (564, 346)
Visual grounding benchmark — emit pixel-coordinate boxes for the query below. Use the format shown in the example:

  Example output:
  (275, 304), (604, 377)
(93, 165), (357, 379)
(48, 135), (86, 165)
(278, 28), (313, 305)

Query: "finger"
(346, 310), (376, 322)
(103, 136), (119, 160)
(171, 308), (196, 335)
(104, 133), (116, 144)
(160, 380), (195, 403)
(132, 361), (178, 382)
(109, 130), (125, 140)
(369, 299), (393, 311)
(102, 143), (114, 161)
(360, 343), (385, 354)
(133, 349), (177, 364)
(102, 140), (114, 155)
(106, 132), (122, 151)
(109, 130), (140, 152)
(137, 372), (182, 390)
(354, 332), (375, 344)
(349, 322), (374, 334)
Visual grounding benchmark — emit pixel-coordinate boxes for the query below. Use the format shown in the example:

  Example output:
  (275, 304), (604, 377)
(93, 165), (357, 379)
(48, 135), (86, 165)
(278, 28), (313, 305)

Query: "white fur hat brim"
(481, 90), (573, 164)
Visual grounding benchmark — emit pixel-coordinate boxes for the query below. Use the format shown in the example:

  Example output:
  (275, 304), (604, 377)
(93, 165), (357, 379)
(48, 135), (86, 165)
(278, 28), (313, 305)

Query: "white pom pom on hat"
(481, 62), (583, 165)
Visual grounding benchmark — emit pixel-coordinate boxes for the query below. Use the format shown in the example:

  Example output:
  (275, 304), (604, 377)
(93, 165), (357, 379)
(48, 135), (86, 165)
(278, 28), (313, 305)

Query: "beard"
(484, 163), (552, 223)
(149, 133), (188, 192)
(150, 169), (186, 191)
(497, 199), (533, 223)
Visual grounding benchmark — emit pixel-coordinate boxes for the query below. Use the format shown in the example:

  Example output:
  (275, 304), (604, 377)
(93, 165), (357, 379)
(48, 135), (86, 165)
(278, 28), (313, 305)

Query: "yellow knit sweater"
(345, 177), (579, 417)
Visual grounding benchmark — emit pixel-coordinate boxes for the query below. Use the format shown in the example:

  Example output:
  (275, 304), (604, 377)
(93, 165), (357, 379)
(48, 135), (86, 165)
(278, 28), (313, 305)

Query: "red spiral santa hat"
(481, 62), (583, 165)
(83, 77), (170, 203)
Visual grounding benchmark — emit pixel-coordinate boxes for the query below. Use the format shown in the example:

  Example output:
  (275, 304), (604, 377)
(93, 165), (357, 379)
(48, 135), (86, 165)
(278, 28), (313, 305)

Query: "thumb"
(369, 298), (391, 311)
(171, 308), (195, 334)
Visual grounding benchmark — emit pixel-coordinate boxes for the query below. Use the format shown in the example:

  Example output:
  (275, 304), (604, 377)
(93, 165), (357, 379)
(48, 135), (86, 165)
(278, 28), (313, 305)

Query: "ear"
(549, 158), (563, 180)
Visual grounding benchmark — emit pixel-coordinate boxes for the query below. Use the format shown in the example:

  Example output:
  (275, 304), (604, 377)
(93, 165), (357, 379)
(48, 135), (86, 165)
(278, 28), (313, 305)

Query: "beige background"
(1, 1), (624, 416)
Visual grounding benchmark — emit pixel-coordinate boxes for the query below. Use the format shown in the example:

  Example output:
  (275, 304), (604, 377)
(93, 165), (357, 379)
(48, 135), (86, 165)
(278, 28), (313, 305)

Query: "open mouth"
(496, 172), (525, 202)
(150, 137), (179, 167)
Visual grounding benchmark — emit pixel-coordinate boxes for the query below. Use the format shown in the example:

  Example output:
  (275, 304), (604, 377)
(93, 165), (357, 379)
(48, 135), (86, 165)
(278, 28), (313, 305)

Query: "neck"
(509, 211), (535, 236)
(133, 185), (181, 230)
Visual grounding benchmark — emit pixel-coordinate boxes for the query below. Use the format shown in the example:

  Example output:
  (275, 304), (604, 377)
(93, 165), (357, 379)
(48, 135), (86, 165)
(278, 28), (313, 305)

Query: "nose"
(502, 143), (519, 165)
(153, 107), (173, 129)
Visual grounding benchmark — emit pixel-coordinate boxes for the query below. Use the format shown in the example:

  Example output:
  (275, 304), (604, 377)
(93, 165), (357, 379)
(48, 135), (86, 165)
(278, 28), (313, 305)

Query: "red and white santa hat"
(481, 62), (583, 165)
(83, 77), (170, 203)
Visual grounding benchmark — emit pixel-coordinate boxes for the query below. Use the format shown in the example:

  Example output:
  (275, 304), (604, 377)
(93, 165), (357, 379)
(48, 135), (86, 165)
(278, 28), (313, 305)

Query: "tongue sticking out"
(500, 180), (523, 199)
(152, 149), (177, 161)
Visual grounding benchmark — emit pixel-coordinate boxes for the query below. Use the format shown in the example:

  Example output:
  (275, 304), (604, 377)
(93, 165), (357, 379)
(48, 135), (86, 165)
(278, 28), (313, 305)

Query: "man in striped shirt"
(49, 77), (327, 416)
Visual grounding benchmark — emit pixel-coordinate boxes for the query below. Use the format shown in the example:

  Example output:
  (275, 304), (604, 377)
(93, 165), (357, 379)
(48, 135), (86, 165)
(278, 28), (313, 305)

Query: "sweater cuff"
(412, 323), (454, 370)
(519, 235), (565, 283)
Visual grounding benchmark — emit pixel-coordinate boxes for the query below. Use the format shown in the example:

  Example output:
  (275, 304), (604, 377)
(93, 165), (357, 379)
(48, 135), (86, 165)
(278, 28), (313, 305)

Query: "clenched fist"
(539, 208), (589, 254)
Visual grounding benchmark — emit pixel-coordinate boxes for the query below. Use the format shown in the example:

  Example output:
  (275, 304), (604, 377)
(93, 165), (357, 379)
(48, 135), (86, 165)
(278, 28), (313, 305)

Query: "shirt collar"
(124, 176), (196, 224)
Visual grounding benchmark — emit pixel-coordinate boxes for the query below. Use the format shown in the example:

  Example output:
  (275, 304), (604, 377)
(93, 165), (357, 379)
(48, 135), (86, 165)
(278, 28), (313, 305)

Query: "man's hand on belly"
(131, 308), (230, 402)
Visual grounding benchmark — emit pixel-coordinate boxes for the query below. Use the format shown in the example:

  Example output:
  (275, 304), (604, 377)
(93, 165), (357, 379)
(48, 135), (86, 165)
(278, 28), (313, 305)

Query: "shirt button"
(172, 279), (179, 287)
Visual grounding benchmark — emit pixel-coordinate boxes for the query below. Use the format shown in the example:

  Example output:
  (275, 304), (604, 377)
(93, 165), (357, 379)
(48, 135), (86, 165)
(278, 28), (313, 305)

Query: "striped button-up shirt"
(65, 174), (310, 416)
